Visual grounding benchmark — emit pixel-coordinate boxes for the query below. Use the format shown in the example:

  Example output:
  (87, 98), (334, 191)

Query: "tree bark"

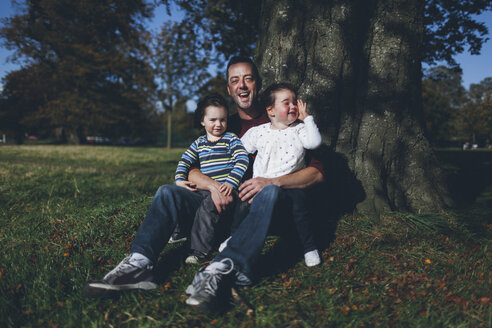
(256, 0), (454, 215)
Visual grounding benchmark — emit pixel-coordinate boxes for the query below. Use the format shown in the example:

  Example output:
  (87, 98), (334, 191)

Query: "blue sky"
(1, 2), (491, 90)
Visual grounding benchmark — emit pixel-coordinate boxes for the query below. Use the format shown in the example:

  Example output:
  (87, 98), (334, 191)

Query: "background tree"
(455, 78), (492, 144)
(468, 77), (492, 102)
(152, 20), (209, 148)
(0, 65), (49, 143)
(421, 65), (465, 145)
(454, 97), (491, 144)
(158, 98), (199, 147)
(0, 0), (156, 143)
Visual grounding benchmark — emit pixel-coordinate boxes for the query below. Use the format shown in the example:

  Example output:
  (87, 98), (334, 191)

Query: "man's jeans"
(214, 184), (292, 281)
(131, 185), (205, 263)
(131, 184), (308, 284)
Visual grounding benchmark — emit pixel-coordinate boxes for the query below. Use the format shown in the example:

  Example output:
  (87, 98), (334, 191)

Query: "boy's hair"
(260, 82), (297, 110)
(226, 56), (263, 91)
(194, 93), (229, 129)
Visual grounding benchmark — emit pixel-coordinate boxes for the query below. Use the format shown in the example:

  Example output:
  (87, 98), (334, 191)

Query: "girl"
(240, 83), (322, 266)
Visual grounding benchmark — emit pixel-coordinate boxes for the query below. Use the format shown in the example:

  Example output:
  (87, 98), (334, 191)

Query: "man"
(183, 57), (324, 310)
(83, 57), (324, 304)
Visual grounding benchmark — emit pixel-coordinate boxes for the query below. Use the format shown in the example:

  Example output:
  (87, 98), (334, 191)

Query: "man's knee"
(155, 184), (183, 201)
(256, 184), (282, 202)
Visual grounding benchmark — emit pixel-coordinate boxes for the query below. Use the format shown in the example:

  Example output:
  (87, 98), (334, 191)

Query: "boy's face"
(227, 62), (258, 111)
(201, 105), (228, 140)
(267, 89), (299, 128)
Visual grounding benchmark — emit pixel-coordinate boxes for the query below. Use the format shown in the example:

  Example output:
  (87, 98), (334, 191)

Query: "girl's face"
(267, 89), (299, 128)
(201, 105), (228, 141)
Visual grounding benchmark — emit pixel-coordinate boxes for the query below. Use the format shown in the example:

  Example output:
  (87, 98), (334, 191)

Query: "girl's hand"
(219, 183), (234, 197)
(298, 99), (308, 120)
(175, 180), (197, 191)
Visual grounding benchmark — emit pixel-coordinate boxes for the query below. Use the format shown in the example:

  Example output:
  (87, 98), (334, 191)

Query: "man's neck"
(237, 106), (263, 120)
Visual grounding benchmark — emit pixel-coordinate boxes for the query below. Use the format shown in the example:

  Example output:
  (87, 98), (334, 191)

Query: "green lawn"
(1, 145), (490, 327)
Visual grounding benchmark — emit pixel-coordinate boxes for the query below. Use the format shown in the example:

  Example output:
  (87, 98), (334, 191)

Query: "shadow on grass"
(153, 244), (190, 284)
(437, 150), (492, 238)
(257, 147), (365, 279)
(437, 150), (492, 207)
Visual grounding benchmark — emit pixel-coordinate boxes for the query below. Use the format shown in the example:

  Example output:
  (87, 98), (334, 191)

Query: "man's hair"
(260, 82), (297, 110)
(226, 56), (262, 91)
(194, 93), (229, 129)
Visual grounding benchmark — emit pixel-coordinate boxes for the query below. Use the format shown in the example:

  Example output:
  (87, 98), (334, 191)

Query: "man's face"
(227, 62), (258, 111)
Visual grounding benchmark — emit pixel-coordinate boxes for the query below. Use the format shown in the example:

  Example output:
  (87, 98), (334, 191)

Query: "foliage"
(196, 73), (236, 113)
(164, 0), (491, 68)
(162, 0), (261, 60)
(0, 0), (157, 143)
(1, 145), (491, 327)
(423, 0), (492, 66)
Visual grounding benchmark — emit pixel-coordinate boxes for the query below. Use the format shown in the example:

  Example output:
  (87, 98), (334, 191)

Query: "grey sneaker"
(185, 269), (251, 296)
(83, 255), (157, 296)
(185, 258), (234, 311)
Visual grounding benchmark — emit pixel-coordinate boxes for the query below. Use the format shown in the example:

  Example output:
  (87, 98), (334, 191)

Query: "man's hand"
(238, 177), (273, 203)
(175, 180), (197, 191)
(209, 184), (234, 213)
(298, 99), (308, 121)
(219, 183), (234, 197)
(188, 168), (234, 212)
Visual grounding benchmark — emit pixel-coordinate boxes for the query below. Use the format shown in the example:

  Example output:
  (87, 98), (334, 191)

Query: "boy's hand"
(176, 180), (197, 191)
(219, 183), (234, 197)
(298, 99), (309, 121)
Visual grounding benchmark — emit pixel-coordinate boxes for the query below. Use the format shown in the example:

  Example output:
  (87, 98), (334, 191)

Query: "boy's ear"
(266, 106), (275, 117)
(200, 120), (205, 127)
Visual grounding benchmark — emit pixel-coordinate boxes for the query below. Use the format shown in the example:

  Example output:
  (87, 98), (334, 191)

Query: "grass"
(1, 145), (491, 327)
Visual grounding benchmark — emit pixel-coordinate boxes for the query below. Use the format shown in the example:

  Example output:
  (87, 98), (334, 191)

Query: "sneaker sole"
(85, 280), (157, 292)
(185, 296), (216, 312)
(305, 259), (321, 267)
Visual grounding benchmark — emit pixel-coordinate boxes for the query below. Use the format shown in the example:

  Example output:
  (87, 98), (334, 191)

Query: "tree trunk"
(166, 95), (173, 149)
(167, 110), (172, 149)
(256, 0), (454, 215)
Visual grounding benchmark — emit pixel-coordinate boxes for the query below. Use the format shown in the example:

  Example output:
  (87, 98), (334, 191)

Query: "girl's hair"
(260, 82), (297, 110)
(194, 93), (229, 128)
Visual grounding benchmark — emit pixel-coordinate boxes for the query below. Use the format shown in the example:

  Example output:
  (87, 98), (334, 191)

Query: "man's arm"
(238, 166), (324, 202)
(188, 168), (234, 213)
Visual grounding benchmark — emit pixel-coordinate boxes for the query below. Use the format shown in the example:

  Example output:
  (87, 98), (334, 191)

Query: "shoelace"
(104, 256), (134, 280)
(195, 258), (234, 296)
